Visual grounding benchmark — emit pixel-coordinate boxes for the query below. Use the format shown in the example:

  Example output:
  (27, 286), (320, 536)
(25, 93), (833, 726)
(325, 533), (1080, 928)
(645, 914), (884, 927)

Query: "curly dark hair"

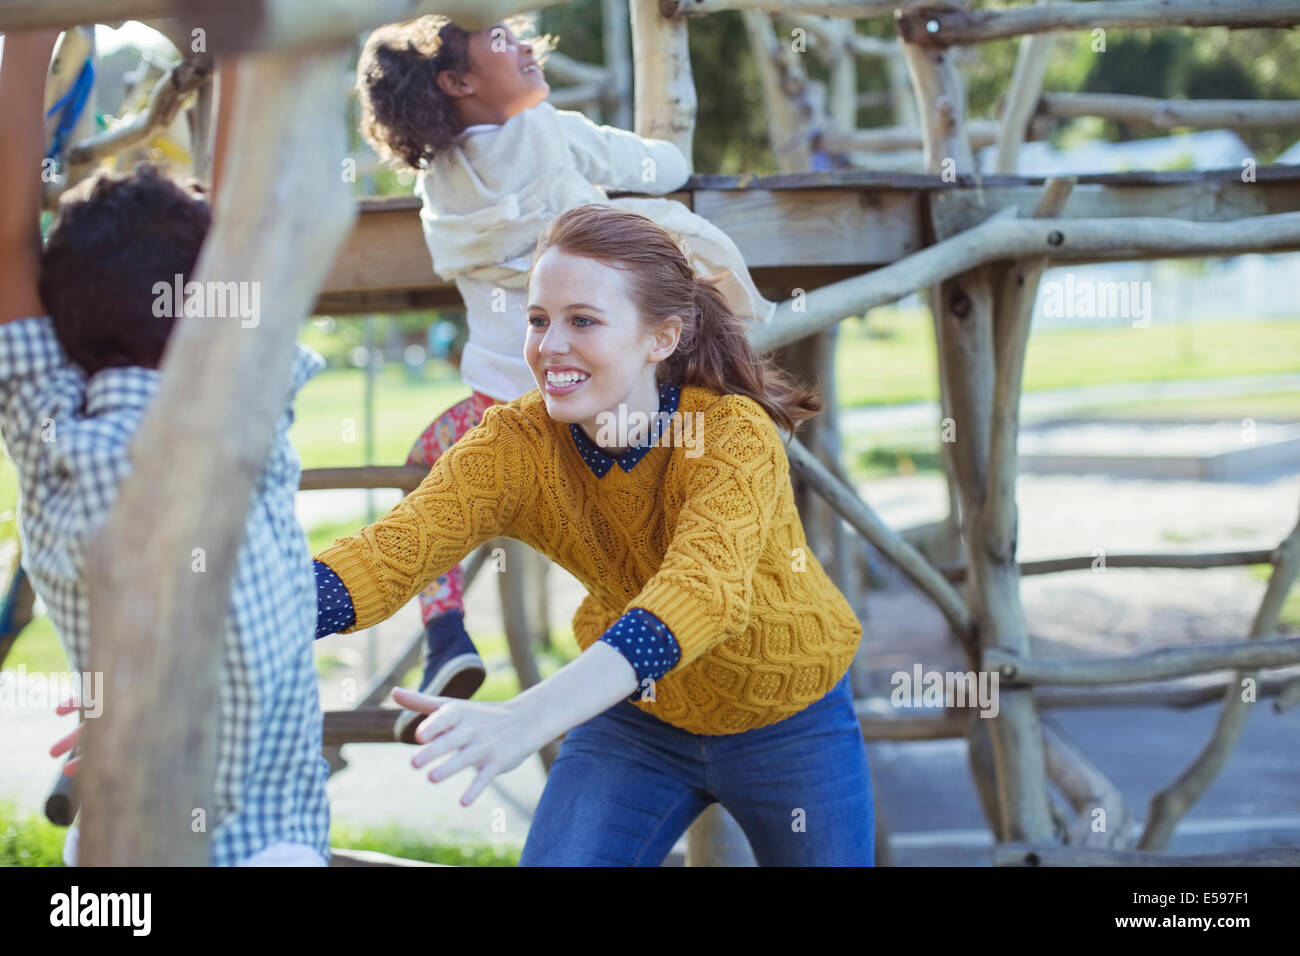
(357, 14), (556, 171)
(40, 164), (210, 375)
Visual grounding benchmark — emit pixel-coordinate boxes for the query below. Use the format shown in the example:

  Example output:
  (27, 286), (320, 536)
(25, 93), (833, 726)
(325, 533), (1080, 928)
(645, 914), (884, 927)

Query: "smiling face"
(444, 23), (549, 123)
(525, 248), (682, 449)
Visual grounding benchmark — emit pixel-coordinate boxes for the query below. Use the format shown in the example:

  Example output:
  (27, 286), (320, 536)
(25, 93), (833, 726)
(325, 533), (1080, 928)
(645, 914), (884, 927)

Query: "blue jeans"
(520, 672), (875, 866)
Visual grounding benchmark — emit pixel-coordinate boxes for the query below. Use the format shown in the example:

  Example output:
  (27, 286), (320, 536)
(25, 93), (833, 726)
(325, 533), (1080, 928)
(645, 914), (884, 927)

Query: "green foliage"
(329, 822), (520, 866)
(0, 801), (520, 867)
(1, 615), (68, 674)
(835, 309), (1300, 409)
(0, 803), (66, 867)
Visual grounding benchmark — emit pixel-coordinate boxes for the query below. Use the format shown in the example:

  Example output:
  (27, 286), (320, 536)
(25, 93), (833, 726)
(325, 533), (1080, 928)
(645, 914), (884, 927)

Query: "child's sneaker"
(394, 610), (485, 744)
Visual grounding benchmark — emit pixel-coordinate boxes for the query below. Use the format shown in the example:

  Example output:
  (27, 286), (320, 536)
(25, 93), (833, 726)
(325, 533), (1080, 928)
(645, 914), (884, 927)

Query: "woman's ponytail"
(659, 272), (822, 437)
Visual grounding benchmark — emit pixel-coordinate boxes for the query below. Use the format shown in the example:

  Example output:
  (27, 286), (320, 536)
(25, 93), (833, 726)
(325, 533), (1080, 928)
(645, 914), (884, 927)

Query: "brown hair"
(532, 204), (821, 437)
(39, 164), (210, 375)
(357, 14), (555, 170)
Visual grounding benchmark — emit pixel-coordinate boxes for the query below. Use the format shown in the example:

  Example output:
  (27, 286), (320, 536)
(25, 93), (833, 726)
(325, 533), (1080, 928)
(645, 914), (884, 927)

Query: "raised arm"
(0, 30), (60, 326)
(554, 107), (692, 196)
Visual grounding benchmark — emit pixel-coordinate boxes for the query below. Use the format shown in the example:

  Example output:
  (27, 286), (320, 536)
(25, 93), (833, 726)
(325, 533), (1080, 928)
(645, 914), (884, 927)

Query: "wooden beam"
(685, 165), (1300, 190)
(1038, 91), (1300, 129)
(986, 636), (1300, 686)
(784, 437), (975, 647)
(819, 119), (998, 153)
(0, 1), (568, 51)
(784, 14), (901, 59)
(1042, 715), (1134, 849)
(315, 170), (1300, 311)
(938, 548), (1278, 582)
(79, 45), (357, 866)
(687, 187), (923, 267)
(323, 707), (409, 746)
(540, 51), (608, 85)
(899, 0), (1300, 48)
(1036, 666), (1300, 710)
(749, 207), (1300, 353)
(299, 466), (430, 492)
(666, 0), (933, 17)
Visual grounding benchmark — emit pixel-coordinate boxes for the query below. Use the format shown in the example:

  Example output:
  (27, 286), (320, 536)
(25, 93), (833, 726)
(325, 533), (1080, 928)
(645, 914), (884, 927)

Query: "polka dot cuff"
(314, 560), (356, 639)
(598, 607), (682, 701)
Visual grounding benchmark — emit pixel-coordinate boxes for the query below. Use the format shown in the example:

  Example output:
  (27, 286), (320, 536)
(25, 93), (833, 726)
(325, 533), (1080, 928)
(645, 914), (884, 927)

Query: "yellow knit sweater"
(314, 386), (862, 735)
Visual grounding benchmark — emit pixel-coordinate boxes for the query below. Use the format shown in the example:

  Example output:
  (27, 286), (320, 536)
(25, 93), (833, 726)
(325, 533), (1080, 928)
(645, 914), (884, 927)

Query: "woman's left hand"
(392, 686), (545, 807)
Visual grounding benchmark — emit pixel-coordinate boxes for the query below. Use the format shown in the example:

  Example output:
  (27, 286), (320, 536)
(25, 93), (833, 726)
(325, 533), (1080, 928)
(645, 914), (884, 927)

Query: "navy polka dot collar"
(568, 381), (682, 478)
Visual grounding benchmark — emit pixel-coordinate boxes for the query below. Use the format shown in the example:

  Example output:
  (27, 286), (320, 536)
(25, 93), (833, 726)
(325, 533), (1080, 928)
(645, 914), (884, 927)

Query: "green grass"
(329, 823), (519, 866)
(1249, 564), (1300, 634)
(834, 310), (1300, 409)
(1087, 391), (1300, 422)
(0, 802), (520, 866)
(288, 364), (471, 470)
(0, 802), (66, 867)
(2, 615), (68, 674)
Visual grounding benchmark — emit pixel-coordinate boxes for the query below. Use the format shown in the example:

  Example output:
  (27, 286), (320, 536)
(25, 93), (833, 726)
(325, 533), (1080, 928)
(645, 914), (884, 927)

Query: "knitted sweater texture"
(314, 386), (862, 734)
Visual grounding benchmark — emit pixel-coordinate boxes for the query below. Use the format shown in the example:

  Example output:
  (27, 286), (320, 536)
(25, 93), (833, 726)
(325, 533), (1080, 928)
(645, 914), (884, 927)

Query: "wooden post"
(630, 0), (697, 165)
(740, 8), (817, 173)
(602, 0), (633, 129)
(901, 24), (1056, 844)
(0, 1), (569, 49)
(993, 0), (1058, 175)
(78, 45), (357, 866)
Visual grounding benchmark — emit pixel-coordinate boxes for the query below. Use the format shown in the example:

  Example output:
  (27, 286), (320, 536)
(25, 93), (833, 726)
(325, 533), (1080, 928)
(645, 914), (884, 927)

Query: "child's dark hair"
(39, 164), (210, 375)
(357, 14), (555, 170)
(533, 204), (822, 437)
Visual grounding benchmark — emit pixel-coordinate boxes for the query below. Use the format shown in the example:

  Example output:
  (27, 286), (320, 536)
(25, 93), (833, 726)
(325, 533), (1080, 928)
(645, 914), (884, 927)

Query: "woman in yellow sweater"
(313, 203), (874, 865)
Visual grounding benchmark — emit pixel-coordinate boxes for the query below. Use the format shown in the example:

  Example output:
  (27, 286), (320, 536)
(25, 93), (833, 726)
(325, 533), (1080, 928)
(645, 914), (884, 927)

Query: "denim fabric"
(520, 672), (874, 866)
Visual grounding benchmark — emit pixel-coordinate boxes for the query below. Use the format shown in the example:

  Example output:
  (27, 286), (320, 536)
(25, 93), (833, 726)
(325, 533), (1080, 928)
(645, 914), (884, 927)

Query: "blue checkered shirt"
(0, 316), (331, 866)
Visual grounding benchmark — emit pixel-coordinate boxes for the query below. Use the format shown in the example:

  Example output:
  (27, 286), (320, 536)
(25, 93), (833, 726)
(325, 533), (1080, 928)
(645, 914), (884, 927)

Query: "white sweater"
(414, 101), (775, 401)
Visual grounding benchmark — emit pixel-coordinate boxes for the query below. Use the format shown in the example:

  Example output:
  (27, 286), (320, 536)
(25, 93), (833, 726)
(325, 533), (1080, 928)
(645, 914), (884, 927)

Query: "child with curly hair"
(314, 204), (872, 865)
(355, 15), (775, 731)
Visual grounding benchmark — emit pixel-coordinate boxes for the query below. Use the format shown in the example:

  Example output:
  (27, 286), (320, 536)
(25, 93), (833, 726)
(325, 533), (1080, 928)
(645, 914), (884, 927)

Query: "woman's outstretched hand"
(392, 687), (546, 807)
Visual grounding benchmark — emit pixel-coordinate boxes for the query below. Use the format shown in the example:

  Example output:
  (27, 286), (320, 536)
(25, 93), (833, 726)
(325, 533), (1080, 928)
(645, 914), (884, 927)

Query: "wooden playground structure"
(3, 0), (1300, 866)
